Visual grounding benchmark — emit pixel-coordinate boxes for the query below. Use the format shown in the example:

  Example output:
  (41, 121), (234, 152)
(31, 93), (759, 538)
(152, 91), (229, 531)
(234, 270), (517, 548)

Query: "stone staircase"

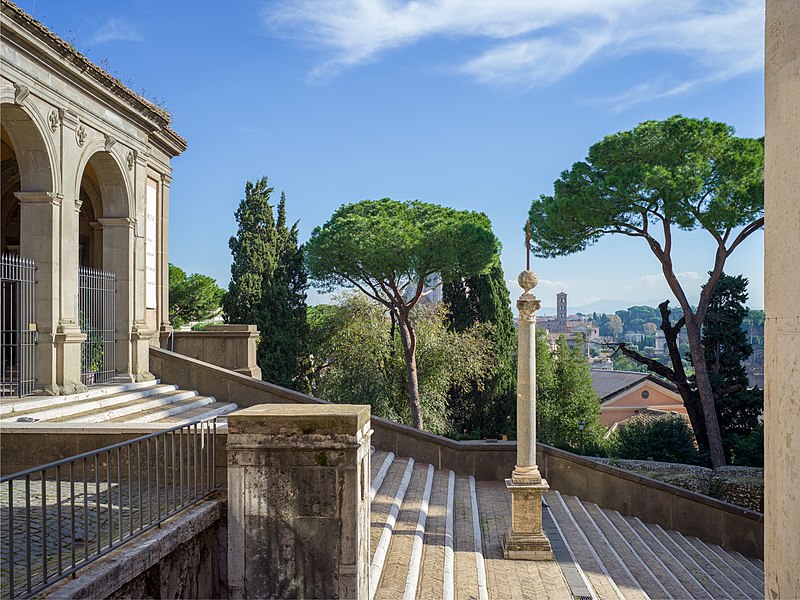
(0, 380), (237, 425)
(369, 449), (765, 600)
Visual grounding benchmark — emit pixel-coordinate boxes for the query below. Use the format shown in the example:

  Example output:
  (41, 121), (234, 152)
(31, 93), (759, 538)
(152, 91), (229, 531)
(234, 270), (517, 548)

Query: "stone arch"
(0, 98), (56, 194)
(75, 146), (135, 378)
(74, 141), (132, 219)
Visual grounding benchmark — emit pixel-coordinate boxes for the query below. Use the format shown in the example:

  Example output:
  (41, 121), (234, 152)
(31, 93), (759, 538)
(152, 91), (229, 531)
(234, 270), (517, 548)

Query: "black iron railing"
(78, 267), (116, 385)
(0, 254), (36, 398)
(0, 417), (219, 599)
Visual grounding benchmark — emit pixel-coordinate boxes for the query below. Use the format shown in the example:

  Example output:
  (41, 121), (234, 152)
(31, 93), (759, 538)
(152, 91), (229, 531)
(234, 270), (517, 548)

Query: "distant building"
(590, 369), (686, 428)
(556, 291), (568, 332)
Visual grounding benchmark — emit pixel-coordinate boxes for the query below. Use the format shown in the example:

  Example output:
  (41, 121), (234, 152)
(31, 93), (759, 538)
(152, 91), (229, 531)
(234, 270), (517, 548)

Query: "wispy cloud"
(92, 18), (143, 45)
(263, 0), (763, 103)
(625, 271), (702, 290)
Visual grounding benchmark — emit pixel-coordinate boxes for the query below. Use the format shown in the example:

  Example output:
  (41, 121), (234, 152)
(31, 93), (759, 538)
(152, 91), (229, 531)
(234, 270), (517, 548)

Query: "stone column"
(16, 191), (62, 394)
(158, 173), (173, 347)
(765, 1), (800, 597)
(227, 404), (372, 599)
(99, 217), (136, 381)
(503, 270), (552, 560)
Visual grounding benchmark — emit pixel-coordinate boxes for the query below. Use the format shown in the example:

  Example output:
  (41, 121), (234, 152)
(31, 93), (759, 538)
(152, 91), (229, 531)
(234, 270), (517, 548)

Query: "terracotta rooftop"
(590, 369), (677, 403)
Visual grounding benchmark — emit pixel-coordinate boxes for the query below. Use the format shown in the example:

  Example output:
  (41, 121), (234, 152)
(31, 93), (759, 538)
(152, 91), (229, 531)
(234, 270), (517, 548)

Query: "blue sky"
(19, 0), (766, 312)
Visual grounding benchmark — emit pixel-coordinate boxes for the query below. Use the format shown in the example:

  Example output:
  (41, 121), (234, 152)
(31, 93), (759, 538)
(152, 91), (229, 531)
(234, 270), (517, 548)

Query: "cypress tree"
(443, 262), (517, 438)
(700, 273), (762, 460)
(224, 179), (309, 390)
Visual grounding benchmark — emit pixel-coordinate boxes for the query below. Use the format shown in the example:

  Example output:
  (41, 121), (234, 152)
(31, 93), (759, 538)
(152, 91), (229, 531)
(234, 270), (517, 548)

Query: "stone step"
(644, 523), (734, 600)
(0, 380), (160, 416)
(371, 451), (395, 502)
(683, 536), (763, 599)
(584, 502), (668, 599)
(0, 384), (178, 423)
(545, 491), (624, 600)
(625, 516), (715, 599)
(416, 469), (454, 600)
(153, 402), (238, 424)
(602, 508), (693, 599)
(370, 457), (415, 599)
(451, 475), (488, 600)
(52, 390), (198, 423)
(560, 494), (650, 600)
(374, 464), (433, 600)
(660, 528), (750, 600)
(731, 550), (765, 582)
(104, 395), (217, 424)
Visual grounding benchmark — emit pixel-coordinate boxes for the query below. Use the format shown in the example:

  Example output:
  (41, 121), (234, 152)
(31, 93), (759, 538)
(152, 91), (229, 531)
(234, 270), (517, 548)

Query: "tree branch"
(726, 217), (764, 257)
(607, 343), (677, 382)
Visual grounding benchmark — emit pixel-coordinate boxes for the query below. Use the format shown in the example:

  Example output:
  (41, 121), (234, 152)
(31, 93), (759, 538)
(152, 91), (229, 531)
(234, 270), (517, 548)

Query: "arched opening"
(1, 128), (21, 253)
(76, 150), (132, 383)
(1, 102), (54, 396)
(78, 163), (103, 269)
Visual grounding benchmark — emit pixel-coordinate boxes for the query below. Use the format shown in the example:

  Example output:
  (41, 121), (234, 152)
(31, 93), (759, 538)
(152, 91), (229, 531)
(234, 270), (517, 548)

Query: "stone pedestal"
(227, 404), (372, 599)
(503, 477), (552, 560)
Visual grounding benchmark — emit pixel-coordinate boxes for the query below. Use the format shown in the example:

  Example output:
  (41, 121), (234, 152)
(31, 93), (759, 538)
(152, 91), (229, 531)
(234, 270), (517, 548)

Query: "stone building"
(1, 1), (185, 396)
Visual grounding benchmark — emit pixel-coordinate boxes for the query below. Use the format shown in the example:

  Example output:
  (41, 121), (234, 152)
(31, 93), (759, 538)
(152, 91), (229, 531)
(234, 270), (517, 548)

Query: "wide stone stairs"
(0, 380), (237, 425)
(369, 449), (765, 600)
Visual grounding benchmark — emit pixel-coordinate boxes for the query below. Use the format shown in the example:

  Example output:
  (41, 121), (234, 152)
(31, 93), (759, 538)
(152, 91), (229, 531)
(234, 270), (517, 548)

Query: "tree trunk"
(396, 311), (424, 430)
(657, 302), (709, 452)
(684, 313), (726, 468)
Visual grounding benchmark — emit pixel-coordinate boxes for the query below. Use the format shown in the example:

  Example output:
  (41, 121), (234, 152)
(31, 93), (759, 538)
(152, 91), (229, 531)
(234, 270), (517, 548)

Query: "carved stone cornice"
(14, 191), (63, 206)
(98, 216), (135, 229)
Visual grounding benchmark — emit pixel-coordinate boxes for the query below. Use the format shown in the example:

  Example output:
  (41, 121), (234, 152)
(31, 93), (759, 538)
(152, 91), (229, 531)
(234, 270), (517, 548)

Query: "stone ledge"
(44, 499), (222, 599)
(228, 404), (371, 436)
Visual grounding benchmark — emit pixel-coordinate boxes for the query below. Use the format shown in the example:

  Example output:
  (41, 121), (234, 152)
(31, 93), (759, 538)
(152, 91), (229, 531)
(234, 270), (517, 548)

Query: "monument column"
(503, 241), (552, 560)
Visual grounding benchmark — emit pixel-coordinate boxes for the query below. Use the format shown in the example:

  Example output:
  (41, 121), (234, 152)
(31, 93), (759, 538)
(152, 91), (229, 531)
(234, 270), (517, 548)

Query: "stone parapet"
(169, 325), (261, 379)
(227, 404), (371, 599)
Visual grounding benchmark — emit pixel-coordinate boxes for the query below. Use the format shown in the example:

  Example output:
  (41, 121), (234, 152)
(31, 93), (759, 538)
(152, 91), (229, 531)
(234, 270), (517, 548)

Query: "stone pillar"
(158, 173), (173, 347)
(16, 191), (62, 394)
(503, 270), (552, 560)
(765, 1), (800, 597)
(227, 405), (371, 599)
(99, 217), (136, 381)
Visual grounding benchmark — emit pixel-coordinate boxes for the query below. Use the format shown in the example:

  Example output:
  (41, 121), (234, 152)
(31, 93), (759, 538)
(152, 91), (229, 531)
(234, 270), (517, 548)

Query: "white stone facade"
(1, 2), (186, 394)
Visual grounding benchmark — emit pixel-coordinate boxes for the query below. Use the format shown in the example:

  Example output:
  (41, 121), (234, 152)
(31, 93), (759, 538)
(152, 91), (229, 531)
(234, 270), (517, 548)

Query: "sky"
(17, 0), (766, 313)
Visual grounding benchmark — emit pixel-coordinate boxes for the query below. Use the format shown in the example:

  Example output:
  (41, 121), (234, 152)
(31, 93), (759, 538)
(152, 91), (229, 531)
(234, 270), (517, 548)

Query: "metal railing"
(0, 417), (218, 599)
(0, 254), (36, 398)
(78, 266), (116, 385)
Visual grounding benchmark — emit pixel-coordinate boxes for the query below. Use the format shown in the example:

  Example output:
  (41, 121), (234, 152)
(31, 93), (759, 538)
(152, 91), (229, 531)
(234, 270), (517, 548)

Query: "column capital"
(15, 191), (63, 206)
(98, 217), (135, 229)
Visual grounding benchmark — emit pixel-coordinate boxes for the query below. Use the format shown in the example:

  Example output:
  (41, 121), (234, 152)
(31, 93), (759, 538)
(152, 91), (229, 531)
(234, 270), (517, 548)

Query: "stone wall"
(592, 459), (764, 512)
(168, 325), (261, 379)
(43, 500), (225, 599)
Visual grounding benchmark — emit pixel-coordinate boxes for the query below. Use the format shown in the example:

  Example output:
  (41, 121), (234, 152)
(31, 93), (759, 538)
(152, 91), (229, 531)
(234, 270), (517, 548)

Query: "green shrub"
(609, 414), (704, 465)
(728, 423), (764, 467)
